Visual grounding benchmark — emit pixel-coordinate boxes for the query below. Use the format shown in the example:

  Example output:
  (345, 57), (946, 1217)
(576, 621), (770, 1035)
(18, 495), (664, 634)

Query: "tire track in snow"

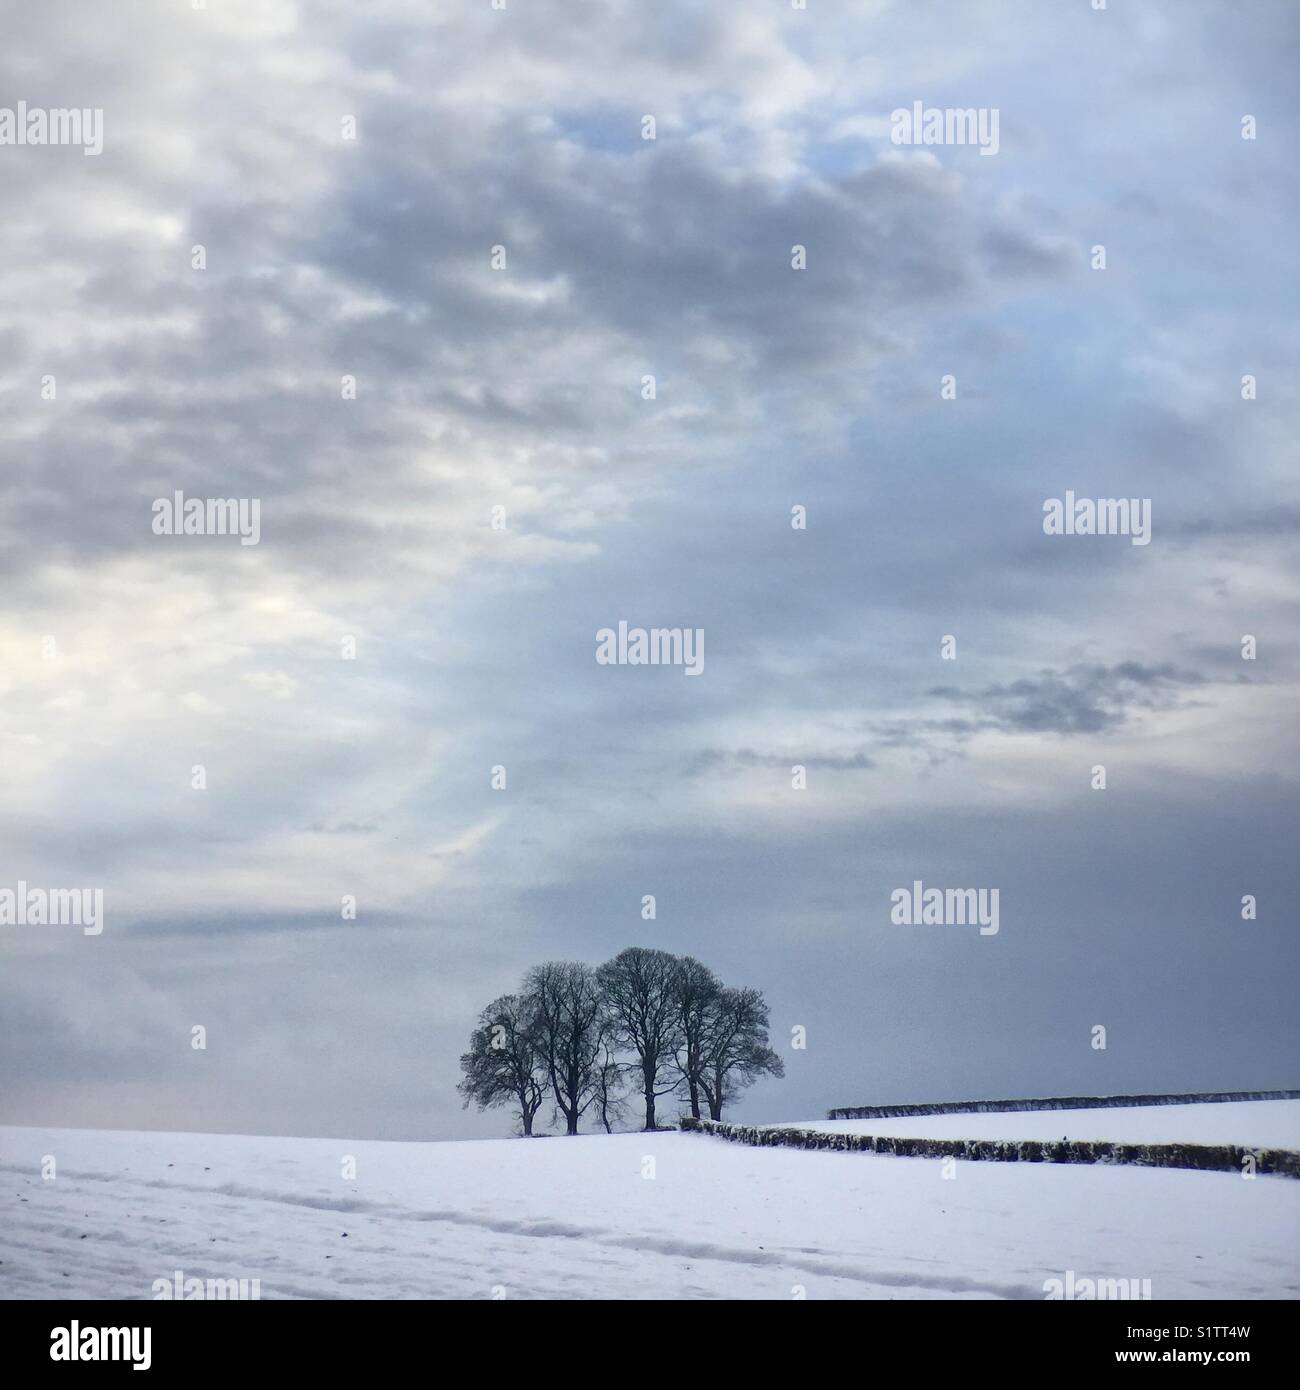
(2, 1164), (1032, 1298)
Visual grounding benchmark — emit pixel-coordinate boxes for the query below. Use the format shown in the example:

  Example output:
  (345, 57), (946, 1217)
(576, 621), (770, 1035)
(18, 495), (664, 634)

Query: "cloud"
(926, 662), (1214, 736)
(1, 0), (1297, 1140)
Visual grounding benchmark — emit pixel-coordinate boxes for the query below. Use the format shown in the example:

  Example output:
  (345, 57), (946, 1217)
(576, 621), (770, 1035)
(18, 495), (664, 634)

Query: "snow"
(3, 1122), (1297, 1299)
(777, 1100), (1300, 1149)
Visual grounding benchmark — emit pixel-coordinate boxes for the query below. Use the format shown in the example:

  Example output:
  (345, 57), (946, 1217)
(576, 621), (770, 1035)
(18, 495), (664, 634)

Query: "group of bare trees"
(457, 947), (784, 1134)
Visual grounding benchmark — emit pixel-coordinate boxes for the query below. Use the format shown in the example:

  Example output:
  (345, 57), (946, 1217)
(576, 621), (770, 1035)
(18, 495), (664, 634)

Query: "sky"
(1, 0), (1297, 1142)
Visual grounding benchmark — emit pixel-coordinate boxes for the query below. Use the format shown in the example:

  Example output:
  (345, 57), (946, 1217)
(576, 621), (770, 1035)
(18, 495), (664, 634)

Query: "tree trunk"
(687, 1078), (701, 1120)
(641, 1059), (658, 1130)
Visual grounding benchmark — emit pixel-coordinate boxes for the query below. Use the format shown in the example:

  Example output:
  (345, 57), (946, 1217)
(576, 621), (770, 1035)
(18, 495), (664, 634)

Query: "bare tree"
(590, 1024), (630, 1134)
(456, 994), (547, 1136)
(596, 946), (684, 1130)
(699, 986), (784, 1121)
(460, 955), (786, 1138)
(671, 955), (722, 1120)
(524, 960), (604, 1135)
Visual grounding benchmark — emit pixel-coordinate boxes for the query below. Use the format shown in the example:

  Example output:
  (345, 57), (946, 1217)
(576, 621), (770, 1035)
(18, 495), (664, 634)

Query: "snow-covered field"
(779, 1100), (1300, 1149)
(2, 1122), (1297, 1300)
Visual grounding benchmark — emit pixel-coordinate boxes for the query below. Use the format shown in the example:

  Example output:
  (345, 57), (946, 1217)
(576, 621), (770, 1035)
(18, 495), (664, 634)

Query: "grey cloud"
(688, 748), (876, 775)
(927, 662), (1212, 736)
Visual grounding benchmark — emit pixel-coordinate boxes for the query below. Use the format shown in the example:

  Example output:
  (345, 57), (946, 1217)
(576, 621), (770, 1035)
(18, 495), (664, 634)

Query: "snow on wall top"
(827, 1088), (1300, 1120)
